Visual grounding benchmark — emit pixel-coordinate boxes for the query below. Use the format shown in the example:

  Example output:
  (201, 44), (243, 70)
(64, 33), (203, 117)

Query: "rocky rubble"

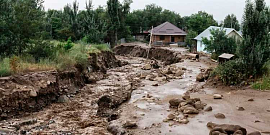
(196, 68), (213, 82)
(167, 95), (208, 125)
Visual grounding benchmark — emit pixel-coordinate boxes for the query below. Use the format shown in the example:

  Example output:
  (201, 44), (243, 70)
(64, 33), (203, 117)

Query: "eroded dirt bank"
(114, 44), (183, 65)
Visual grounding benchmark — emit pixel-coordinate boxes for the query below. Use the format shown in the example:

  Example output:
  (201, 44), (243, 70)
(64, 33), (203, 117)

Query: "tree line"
(0, 0), (243, 57)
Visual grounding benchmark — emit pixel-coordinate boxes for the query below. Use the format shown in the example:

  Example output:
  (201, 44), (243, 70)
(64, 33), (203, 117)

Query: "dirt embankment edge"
(114, 44), (183, 65)
(0, 51), (122, 120)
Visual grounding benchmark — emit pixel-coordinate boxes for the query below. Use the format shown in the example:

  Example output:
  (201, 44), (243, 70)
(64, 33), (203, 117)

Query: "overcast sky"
(44, 0), (270, 22)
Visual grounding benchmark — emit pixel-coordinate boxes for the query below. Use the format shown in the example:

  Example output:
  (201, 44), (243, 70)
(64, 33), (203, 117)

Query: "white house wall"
(197, 40), (207, 53)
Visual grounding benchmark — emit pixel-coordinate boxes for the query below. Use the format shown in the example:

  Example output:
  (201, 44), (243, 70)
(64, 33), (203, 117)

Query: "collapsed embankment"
(0, 51), (122, 120)
(114, 44), (183, 65)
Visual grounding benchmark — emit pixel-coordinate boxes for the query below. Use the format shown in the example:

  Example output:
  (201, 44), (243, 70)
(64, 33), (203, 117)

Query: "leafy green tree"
(107, 0), (132, 47)
(107, 0), (121, 47)
(202, 29), (238, 59)
(222, 14), (240, 31)
(187, 11), (218, 34)
(0, 0), (46, 56)
(126, 4), (183, 34)
(185, 30), (197, 46)
(239, 0), (270, 76)
(79, 1), (107, 43)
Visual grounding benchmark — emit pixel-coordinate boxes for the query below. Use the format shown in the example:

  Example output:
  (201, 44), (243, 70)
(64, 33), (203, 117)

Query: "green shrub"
(212, 59), (247, 85)
(262, 60), (270, 76)
(64, 37), (74, 51)
(56, 43), (89, 71)
(252, 76), (270, 90)
(55, 53), (76, 71)
(0, 58), (11, 77)
(27, 40), (57, 61)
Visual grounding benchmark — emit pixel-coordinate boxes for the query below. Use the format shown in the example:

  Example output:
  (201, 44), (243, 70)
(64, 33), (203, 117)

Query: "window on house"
(160, 36), (165, 40)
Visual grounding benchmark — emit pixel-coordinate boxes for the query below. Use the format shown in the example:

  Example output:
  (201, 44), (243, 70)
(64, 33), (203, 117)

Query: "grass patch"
(252, 76), (270, 90)
(0, 58), (11, 77)
(19, 59), (56, 73)
(89, 44), (111, 53)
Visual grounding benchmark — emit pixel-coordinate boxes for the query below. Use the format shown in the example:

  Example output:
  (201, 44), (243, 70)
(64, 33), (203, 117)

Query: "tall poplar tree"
(239, 0), (270, 76)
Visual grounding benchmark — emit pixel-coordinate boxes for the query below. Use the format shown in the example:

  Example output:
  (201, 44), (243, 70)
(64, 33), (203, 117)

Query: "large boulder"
(169, 98), (183, 107)
(142, 64), (152, 70)
(196, 73), (205, 82)
(183, 106), (199, 114)
(175, 70), (184, 77)
(215, 113), (226, 119)
(213, 94), (223, 99)
(248, 131), (261, 135)
(207, 122), (247, 135)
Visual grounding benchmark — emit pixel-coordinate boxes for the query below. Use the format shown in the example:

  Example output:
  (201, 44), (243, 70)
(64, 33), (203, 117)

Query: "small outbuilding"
(218, 53), (235, 64)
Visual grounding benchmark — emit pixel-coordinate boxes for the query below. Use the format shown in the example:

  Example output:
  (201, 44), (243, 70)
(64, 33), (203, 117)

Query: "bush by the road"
(212, 59), (247, 85)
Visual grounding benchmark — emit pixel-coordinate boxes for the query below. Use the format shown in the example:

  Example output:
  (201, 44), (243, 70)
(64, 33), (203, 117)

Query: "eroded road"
(0, 45), (270, 135)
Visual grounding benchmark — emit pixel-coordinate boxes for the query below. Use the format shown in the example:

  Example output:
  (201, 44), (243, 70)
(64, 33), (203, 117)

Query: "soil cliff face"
(114, 44), (182, 65)
(0, 51), (122, 120)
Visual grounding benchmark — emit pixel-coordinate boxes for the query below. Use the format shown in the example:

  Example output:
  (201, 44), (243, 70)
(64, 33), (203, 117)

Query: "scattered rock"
(248, 131), (261, 135)
(140, 72), (148, 79)
(213, 94), (223, 99)
(29, 90), (37, 97)
(182, 95), (191, 100)
(169, 98), (183, 107)
(254, 120), (261, 123)
(237, 107), (245, 111)
(205, 106), (213, 112)
(210, 127), (227, 135)
(178, 118), (189, 124)
(155, 77), (166, 82)
(183, 107), (199, 114)
(267, 110), (270, 112)
(142, 64), (151, 70)
(248, 99), (254, 102)
(167, 114), (175, 120)
(215, 113), (226, 119)
(207, 122), (247, 135)
(175, 70), (184, 77)
(233, 130), (244, 135)
(108, 121), (126, 135)
(194, 102), (205, 110)
(196, 73), (205, 82)
(152, 83), (159, 86)
(57, 95), (69, 103)
(123, 121), (137, 129)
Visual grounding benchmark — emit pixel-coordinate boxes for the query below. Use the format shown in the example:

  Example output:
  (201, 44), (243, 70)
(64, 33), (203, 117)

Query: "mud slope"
(114, 44), (182, 65)
(0, 51), (122, 120)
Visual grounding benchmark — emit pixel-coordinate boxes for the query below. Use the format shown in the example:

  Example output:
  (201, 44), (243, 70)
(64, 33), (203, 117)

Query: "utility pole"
(147, 26), (154, 59)
(149, 26), (153, 47)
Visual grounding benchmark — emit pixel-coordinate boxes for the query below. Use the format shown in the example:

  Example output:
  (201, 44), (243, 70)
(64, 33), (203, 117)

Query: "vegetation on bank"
(252, 61), (270, 90)
(210, 0), (270, 86)
(0, 39), (111, 77)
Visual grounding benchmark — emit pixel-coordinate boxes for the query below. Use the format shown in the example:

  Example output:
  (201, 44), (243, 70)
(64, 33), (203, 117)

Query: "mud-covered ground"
(0, 44), (269, 135)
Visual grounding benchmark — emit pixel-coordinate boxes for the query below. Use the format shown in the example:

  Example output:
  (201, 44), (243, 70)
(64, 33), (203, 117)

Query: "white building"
(194, 26), (243, 53)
